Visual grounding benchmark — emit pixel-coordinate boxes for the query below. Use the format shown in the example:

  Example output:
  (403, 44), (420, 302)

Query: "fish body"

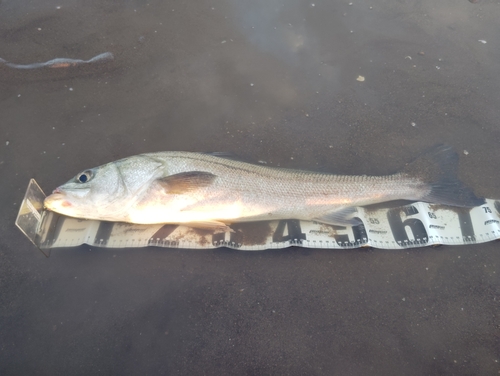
(44, 146), (484, 230)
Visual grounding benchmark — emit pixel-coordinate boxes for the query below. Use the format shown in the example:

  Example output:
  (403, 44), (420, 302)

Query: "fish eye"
(76, 170), (93, 183)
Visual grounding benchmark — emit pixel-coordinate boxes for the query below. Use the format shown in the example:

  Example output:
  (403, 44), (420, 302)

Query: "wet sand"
(1, 0), (499, 374)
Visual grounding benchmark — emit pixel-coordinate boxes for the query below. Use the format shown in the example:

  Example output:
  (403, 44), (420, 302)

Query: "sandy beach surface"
(1, 0), (499, 374)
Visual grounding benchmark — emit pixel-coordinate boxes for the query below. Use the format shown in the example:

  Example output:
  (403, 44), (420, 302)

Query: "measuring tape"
(16, 179), (500, 256)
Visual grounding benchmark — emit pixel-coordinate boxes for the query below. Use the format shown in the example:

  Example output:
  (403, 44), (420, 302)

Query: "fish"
(43, 145), (484, 232)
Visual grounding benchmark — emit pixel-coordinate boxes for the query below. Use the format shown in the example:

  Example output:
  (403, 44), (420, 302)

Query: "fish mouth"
(44, 191), (73, 210)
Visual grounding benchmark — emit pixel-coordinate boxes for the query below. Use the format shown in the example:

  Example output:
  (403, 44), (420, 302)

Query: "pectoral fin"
(157, 171), (216, 194)
(313, 207), (363, 226)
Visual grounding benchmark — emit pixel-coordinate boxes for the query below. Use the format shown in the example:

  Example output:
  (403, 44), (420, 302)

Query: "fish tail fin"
(402, 144), (485, 207)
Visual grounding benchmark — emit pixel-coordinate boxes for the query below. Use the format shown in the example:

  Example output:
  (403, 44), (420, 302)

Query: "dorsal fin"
(203, 152), (247, 162)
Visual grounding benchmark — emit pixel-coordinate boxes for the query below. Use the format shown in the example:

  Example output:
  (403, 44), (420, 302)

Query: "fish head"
(44, 156), (163, 221)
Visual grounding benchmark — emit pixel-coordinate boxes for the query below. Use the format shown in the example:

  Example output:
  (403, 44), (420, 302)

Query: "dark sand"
(1, 0), (499, 374)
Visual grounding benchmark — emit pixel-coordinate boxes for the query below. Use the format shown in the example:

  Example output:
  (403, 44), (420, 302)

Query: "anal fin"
(313, 207), (363, 226)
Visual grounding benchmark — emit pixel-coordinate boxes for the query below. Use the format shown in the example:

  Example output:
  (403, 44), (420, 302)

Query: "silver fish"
(44, 145), (484, 231)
